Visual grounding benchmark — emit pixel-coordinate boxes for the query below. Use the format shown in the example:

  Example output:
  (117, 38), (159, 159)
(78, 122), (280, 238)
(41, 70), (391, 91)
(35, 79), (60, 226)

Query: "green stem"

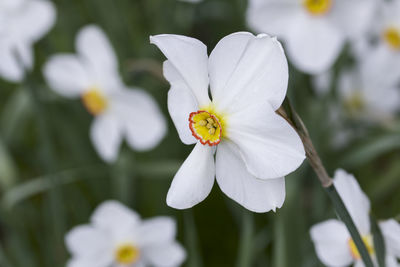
(20, 59), (66, 264)
(277, 99), (375, 267)
(183, 211), (203, 267)
(324, 186), (375, 267)
(236, 211), (254, 267)
(371, 215), (386, 267)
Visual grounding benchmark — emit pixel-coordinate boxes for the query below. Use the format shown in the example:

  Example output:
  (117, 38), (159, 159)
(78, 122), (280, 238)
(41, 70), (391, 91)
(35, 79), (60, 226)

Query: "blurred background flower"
(0, 0), (399, 267)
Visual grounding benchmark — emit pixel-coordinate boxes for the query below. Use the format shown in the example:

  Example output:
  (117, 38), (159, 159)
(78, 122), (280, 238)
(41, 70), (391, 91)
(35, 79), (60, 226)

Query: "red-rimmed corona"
(189, 110), (223, 146)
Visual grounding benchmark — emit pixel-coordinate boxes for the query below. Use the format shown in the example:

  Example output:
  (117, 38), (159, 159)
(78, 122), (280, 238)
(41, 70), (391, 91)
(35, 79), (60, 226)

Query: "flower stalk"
(277, 98), (375, 267)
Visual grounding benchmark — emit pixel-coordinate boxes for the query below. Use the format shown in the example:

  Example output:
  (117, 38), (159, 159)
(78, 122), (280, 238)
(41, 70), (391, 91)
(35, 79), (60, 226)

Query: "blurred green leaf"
(340, 134), (400, 167)
(0, 138), (18, 191)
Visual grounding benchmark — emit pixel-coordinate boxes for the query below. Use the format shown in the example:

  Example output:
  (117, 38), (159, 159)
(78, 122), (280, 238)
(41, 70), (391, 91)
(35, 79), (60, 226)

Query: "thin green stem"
(277, 98), (375, 267)
(236, 211), (254, 267)
(20, 57), (66, 264)
(183, 211), (203, 267)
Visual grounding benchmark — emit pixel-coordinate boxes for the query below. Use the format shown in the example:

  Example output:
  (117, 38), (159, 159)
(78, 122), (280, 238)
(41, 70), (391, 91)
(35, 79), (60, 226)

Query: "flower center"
(115, 243), (140, 265)
(303, 0), (332, 15)
(348, 235), (375, 260)
(189, 108), (225, 146)
(344, 91), (364, 114)
(81, 88), (108, 115)
(383, 27), (400, 50)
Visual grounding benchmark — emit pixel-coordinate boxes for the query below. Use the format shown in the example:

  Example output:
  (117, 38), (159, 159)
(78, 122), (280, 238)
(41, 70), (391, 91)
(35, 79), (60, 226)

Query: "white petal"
(91, 200), (140, 228)
(0, 41), (32, 82)
(166, 143), (215, 209)
(312, 70), (333, 96)
(43, 54), (90, 97)
(65, 225), (112, 259)
(110, 88), (167, 151)
(360, 44), (400, 89)
(310, 219), (353, 267)
(329, 0), (376, 39)
(165, 60), (197, 145)
(143, 242), (186, 267)
(286, 14), (345, 74)
(209, 32), (288, 112)
(246, 0), (301, 37)
(135, 217), (176, 247)
(76, 25), (122, 92)
(216, 141), (285, 213)
(333, 169), (371, 234)
(385, 255), (400, 267)
(150, 34), (210, 106)
(228, 103), (305, 179)
(380, 219), (400, 258)
(67, 257), (111, 267)
(13, 0), (56, 42)
(90, 114), (123, 163)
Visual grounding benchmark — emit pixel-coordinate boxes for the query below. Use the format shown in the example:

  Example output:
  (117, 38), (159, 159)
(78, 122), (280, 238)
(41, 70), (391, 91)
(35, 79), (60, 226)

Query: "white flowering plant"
(0, 0), (399, 267)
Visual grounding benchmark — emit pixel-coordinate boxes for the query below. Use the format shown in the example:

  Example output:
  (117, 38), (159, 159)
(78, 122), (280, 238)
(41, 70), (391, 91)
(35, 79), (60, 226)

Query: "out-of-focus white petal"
(329, 0), (376, 39)
(333, 169), (371, 234)
(143, 242), (186, 267)
(91, 200), (140, 233)
(216, 141), (285, 213)
(14, 0), (56, 42)
(364, 84), (400, 120)
(111, 88), (166, 151)
(385, 255), (400, 267)
(76, 25), (122, 92)
(361, 43), (400, 90)
(150, 34), (210, 106)
(0, 41), (32, 82)
(246, 0), (301, 36)
(136, 217), (176, 247)
(65, 225), (112, 260)
(90, 113), (123, 163)
(164, 60), (197, 145)
(312, 70), (333, 96)
(228, 103), (305, 179)
(285, 13), (345, 74)
(380, 219), (400, 258)
(310, 219), (353, 267)
(67, 258), (111, 267)
(43, 54), (90, 97)
(166, 143), (215, 209)
(209, 32), (288, 112)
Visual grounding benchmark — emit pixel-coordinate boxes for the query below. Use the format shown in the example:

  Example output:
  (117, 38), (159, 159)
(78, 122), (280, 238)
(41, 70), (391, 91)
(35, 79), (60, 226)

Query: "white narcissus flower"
(360, 0), (400, 89)
(43, 25), (167, 163)
(337, 68), (400, 122)
(65, 200), (186, 267)
(0, 0), (55, 82)
(150, 32), (305, 213)
(246, 0), (376, 74)
(310, 169), (400, 267)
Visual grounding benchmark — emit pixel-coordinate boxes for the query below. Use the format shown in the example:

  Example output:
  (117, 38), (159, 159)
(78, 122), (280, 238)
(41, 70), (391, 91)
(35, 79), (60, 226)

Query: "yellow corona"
(303, 0), (332, 15)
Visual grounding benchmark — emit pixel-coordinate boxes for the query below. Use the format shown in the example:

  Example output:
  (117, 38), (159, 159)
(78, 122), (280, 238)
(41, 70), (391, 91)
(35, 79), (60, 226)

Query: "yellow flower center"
(189, 107), (226, 146)
(344, 91), (364, 115)
(81, 88), (108, 115)
(383, 27), (400, 50)
(303, 0), (332, 15)
(348, 235), (375, 260)
(115, 243), (140, 265)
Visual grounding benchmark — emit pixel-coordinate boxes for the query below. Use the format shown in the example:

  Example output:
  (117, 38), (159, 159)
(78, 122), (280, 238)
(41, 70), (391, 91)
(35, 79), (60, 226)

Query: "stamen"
(115, 243), (140, 265)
